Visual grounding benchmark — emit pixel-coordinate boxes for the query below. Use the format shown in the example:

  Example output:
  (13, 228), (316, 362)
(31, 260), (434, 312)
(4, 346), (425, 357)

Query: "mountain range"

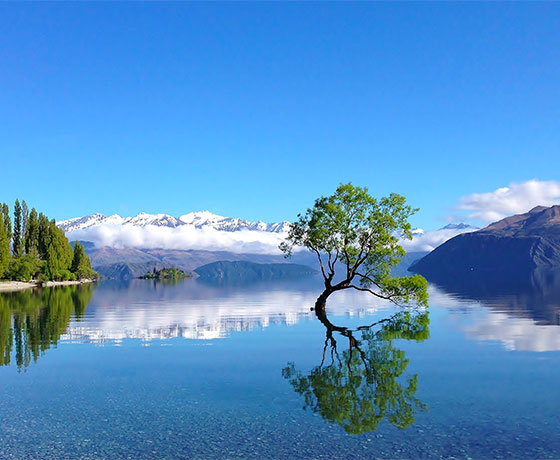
(57, 211), (291, 233)
(57, 210), (479, 280)
(410, 205), (560, 282)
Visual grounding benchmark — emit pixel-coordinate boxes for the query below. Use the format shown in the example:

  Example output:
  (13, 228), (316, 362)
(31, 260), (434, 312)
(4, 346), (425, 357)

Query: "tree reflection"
(283, 307), (429, 434)
(0, 284), (93, 369)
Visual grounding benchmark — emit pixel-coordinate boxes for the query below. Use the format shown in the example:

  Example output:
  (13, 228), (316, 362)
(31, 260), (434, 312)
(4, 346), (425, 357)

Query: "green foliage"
(71, 241), (96, 280)
(0, 284), (93, 368)
(21, 201), (28, 238)
(40, 219), (73, 281)
(7, 254), (42, 281)
(0, 209), (10, 279)
(2, 203), (12, 241)
(0, 202), (95, 282)
(280, 183), (428, 307)
(38, 213), (48, 259)
(24, 208), (40, 256)
(140, 267), (190, 280)
(12, 199), (23, 258)
(283, 311), (430, 434)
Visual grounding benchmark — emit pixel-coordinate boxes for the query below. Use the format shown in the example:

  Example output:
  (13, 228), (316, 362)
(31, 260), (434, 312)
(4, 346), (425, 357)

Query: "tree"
(2, 203), (11, 242)
(7, 254), (42, 281)
(42, 220), (73, 280)
(37, 212), (50, 260)
(24, 208), (39, 255)
(280, 183), (428, 311)
(21, 200), (29, 243)
(12, 199), (23, 258)
(0, 202), (95, 282)
(0, 215), (10, 278)
(71, 241), (95, 280)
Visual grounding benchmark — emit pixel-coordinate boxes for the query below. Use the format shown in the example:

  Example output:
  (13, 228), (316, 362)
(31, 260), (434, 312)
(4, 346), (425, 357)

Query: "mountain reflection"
(0, 284), (93, 369)
(424, 268), (560, 326)
(283, 308), (429, 434)
(60, 279), (383, 343)
(426, 269), (560, 351)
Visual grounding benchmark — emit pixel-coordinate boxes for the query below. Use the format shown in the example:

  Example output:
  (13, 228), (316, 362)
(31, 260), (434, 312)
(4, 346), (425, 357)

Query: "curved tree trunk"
(314, 288), (333, 312)
(314, 288), (349, 334)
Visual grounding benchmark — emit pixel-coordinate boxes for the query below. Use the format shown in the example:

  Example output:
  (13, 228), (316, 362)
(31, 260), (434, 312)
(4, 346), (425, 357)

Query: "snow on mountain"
(58, 211), (289, 234)
(441, 223), (474, 230)
(126, 213), (181, 228)
(401, 223), (479, 252)
(178, 211), (290, 233)
(57, 213), (112, 232)
(56, 211), (293, 254)
(58, 211), (475, 255)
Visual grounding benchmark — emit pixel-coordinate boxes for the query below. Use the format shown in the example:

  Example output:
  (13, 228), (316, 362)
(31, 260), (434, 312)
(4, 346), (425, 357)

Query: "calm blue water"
(0, 278), (559, 459)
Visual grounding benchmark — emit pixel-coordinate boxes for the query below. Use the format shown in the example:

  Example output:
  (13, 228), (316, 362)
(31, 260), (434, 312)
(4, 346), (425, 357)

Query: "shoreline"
(0, 279), (95, 292)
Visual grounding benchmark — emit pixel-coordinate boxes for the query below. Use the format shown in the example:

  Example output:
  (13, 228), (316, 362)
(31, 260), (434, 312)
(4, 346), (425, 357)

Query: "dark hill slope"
(409, 205), (560, 279)
(194, 261), (317, 282)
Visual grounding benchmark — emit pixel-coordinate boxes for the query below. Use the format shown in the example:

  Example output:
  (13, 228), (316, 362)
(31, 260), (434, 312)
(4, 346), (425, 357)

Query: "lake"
(0, 277), (559, 459)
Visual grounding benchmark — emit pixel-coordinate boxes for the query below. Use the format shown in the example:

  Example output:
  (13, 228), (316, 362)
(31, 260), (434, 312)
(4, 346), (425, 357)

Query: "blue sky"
(1, 3), (559, 229)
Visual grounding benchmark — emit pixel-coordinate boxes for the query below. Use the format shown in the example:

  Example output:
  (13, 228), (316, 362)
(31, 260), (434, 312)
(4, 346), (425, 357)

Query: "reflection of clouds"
(463, 312), (560, 352)
(63, 281), (560, 352)
(427, 285), (560, 352)
(62, 283), (383, 344)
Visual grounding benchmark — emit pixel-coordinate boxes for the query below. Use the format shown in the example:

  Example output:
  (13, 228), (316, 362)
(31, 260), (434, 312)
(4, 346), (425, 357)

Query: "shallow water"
(0, 277), (559, 459)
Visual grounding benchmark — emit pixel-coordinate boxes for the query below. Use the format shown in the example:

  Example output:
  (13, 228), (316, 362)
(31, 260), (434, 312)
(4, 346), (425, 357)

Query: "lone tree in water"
(280, 183), (428, 311)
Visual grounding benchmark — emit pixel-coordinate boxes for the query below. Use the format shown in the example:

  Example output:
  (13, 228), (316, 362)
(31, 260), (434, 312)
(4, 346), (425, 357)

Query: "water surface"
(0, 278), (559, 459)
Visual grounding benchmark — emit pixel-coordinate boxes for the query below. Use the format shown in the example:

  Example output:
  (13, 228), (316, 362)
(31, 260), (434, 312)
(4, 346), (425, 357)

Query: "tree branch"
(347, 284), (396, 301)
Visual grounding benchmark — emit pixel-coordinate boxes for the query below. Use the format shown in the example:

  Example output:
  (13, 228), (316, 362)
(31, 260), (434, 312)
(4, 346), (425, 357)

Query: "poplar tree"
(12, 199), (23, 258)
(1, 203), (95, 282)
(38, 213), (50, 260)
(24, 208), (40, 256)
(2, 204), (11, 242)
(0, 216), (10, 278)
(21, 201), (29, 243)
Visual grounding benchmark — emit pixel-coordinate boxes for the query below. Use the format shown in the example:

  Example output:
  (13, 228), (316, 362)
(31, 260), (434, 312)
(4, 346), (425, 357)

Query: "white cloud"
(400, 226), (477, 252)
(456, 180), (560, 223)
(68, 224), (290, 255)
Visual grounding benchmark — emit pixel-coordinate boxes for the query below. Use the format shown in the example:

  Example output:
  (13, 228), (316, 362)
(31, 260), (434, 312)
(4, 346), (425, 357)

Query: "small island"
(139, 267), (191, 280)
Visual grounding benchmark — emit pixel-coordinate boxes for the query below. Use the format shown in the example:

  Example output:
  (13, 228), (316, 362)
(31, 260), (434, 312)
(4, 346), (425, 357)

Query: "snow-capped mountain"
(441, 223), (476, 231)
(401, 222), (479, 252)
(57, 211), (291, 233)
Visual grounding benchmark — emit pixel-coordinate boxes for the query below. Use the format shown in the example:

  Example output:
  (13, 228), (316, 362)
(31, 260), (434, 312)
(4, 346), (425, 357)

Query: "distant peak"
(441, 223), (475, 230)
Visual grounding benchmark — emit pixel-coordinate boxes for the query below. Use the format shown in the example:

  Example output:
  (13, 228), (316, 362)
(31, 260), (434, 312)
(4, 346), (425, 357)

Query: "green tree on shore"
(0, 214), (10, 278)
(0, 200), (96, 282)
(12, 199), (23, 258)
(2, 204), (11, 243)
(24, 208), (39, 256)
(42, 219), (74, 281)
(71, 241), (95, 280)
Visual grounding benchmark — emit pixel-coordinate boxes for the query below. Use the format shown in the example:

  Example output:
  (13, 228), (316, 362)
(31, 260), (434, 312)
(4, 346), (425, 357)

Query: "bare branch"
(347, 284), (396, 301)
(311, 247), (328, 281)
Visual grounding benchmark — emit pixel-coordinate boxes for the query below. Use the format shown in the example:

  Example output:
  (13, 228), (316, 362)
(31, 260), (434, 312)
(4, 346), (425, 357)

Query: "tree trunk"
(314, 288), (333, 313)
(314, 288), (349, 334)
